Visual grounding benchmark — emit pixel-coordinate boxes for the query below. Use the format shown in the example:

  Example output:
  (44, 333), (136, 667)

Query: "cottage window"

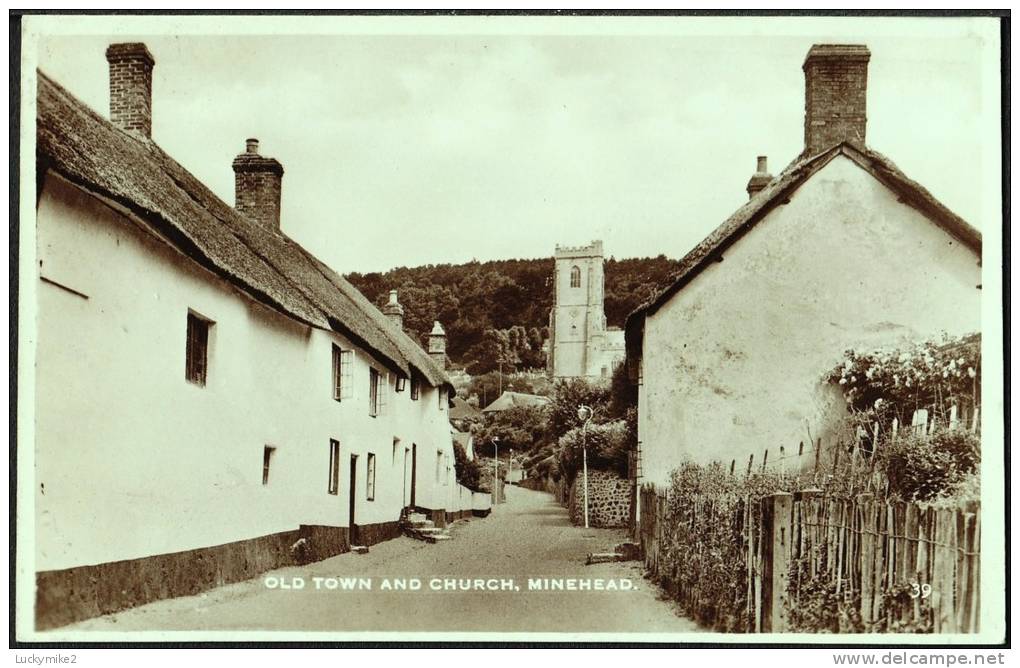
(410, 375), (420, 401)
(369, 368), (387, 416)
(332, 345), (353, 401)
(395, 375), (407, 392)
(262, 446), (276, 486)
(366, 453), (377, 501)
(436, 451), (443, 483)
(570, 266), (581, 288)
(185, 312), (212, 386)
(392, 437), (400, 465)
(328, 439), (340, 495)
(438, 387), (446, 411)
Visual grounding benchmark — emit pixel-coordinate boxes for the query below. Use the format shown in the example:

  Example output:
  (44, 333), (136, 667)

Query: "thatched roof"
(36, 71), (452, 392)
(625, 142), (983, 356)
(481, 391), (550, 414)
(449, 396), (482, 420)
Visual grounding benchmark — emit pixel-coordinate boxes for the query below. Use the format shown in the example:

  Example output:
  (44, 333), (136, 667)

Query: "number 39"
(910, 582), (932, 599)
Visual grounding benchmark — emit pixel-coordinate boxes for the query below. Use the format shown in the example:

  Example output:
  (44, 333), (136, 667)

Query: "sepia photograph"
(12, 11), (1007, 649)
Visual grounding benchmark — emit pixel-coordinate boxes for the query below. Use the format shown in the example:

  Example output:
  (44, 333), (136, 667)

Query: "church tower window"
(570, 266), (581, 288)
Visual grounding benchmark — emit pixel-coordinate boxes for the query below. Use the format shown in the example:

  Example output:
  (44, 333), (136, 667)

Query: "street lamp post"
(492, 437), (500, 505)
(577, 405), (595, 529)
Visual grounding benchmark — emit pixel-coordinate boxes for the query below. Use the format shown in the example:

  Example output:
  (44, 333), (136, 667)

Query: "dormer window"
(570, 266), (581, 288)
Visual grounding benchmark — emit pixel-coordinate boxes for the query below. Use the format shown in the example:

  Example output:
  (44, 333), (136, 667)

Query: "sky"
(31, 16), (1000, 274)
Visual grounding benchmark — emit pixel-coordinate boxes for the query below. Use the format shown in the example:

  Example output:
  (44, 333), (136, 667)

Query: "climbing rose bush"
(825, 333), (980, 424)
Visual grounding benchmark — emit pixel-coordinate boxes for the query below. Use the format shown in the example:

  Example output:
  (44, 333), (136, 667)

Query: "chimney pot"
(428, 321), (447, 370)
(232, 139), (284, 231)
(746, 155), (773, 199)
(382, 289), (405, 329)
(803, 44), (871, 155)
(105, 42), (155, 138)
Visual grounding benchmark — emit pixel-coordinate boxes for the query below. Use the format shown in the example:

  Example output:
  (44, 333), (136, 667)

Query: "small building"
(33, 43), (479, 629)
(626, 44), (982, 486)
(546, 240), (626, 381)
(481, 391), (551, 414)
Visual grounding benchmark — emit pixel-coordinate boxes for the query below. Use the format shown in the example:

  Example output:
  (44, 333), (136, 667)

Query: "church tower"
(547, 240), (610, 380)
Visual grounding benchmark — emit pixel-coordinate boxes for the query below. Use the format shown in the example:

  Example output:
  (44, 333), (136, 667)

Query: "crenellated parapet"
(554, 240), (604, 259)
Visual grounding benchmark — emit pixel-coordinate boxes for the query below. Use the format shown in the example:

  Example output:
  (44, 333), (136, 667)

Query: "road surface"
(60, 485), (698, 634)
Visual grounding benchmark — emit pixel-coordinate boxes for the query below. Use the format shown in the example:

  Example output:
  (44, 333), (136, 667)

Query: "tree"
(546, 378), (612, 440)
(528, 371), (637, 481)
(473, 404), (550, 457)
(453, 441), (484, 492)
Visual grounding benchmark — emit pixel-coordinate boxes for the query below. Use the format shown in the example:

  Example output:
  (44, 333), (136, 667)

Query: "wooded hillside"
(346, 255), (681, 374)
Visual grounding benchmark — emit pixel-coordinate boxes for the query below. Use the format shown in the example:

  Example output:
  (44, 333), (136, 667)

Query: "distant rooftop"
(481, 391), (551, 413)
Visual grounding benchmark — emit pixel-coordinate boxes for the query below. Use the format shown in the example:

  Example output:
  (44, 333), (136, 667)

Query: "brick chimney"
(745, 156), (772, 199)
(803, 44), (871, 155)
(232, 139), (284, 231)
(383, 290), (405, 329)
(105, 43), (155, 138)
(428, 321), (447, 369)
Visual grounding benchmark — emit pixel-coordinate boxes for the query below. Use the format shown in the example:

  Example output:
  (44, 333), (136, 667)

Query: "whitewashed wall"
(35, 174), (457, 571)
(638, 156), (982, 486)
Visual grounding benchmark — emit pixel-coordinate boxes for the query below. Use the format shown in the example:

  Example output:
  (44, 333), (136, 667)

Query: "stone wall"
(567, 469), (633, 528)
(518, 475), (567, 503)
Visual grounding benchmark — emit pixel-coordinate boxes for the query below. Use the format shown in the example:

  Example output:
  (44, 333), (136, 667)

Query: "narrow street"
(61, 486), (698, 634)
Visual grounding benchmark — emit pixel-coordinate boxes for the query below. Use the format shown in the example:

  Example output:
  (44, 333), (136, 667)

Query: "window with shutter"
(332, 346), (353, 401)
(262, 446), (276, 485)
(366, 453), (376, 501)
(331, 345), (342, 401)
(369, 368), (380, 417)
(185, 312), (211, 386)
(328, 439), (340, 495)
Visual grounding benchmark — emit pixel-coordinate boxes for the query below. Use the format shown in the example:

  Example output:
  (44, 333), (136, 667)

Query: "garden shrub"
(453, 442), (484, 492)
(557, 420), (630, 479)
(880, 428), (980, 502)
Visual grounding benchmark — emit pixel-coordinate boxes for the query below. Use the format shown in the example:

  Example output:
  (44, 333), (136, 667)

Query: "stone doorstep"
(403, 523), (452, 543)
(614, 542), (641, 561)
(351, 545), (369, 555)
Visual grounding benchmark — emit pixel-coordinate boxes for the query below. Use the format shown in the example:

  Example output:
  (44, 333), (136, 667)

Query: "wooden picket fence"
(730, 407), (982, 491)
(639, 486), (981, 633)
